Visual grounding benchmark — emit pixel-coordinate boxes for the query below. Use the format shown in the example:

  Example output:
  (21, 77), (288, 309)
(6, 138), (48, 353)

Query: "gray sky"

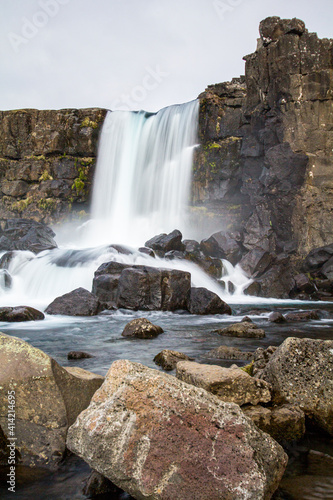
(1, 0), (332, 112)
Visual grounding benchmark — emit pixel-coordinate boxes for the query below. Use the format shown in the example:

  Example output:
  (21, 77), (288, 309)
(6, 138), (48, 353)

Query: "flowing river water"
(0, 101), (332, 499)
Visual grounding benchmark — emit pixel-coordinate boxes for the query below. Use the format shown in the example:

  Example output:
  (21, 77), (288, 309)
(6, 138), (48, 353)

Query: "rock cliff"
(194, 16), (333, 259)
(0, 108), (106, 224)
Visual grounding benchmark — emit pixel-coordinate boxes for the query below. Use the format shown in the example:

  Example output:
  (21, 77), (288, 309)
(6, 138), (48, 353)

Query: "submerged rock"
(45, 287), (100, 316)
(215, 321), (265, 338)
(206, 345), (254, 361)
(268, 311), (286, 323)
(67, 359), (287, 500)
(122, 318), (163, 339)
(0, 333), (104, 468)
(187, 287), (232, 315)
(258, 337), (333, 435)
(176, 361), (271, 406)
(67, 351), (94, 360)
(154, 349), (194, 370)
(0, 218), (57, 254)
(0, 306), (44, 322)
(284, 310), (320, 321)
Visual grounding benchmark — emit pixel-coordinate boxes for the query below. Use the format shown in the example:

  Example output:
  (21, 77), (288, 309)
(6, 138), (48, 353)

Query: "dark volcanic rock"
(200, 231), (243, 265)
(0, 219), (57, 254)
(244, 257), (295, 299)
(145, 229), (184, 252)
(45, 287), (100, 316)
(93, 261), (191, 312)
(284, 310), (320, 321)
(302, 243), (333, 271)
(122, 318), (163, 339)
(154, 349), (194, 370)
(239, 248), (274, 277)
(187, 287), (232, 315)
(259, 16), (306, 45)
(0, 306), (44, 322)
(268, 311), (286, 323)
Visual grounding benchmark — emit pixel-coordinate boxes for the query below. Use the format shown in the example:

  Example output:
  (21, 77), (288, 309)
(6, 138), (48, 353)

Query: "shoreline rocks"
(67, 359), (288, 500)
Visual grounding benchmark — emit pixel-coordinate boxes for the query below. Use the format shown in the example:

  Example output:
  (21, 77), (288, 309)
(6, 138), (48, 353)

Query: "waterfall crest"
(84, 100), (199, 247)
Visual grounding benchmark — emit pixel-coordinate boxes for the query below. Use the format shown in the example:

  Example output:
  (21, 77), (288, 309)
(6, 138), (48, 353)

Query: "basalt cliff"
(0, 17), (332, 264)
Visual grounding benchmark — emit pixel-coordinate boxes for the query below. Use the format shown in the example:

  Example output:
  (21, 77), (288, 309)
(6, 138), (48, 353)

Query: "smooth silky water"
(0, 101), (332, 499)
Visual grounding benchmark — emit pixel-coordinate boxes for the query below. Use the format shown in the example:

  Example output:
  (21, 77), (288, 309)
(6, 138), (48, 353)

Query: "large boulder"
(187, 287), (232, 315)
(122, 318), (163, 339)
(92, 262), (191, 312)
(145, 229), (184, 253)
(244, 255), (295, 299)
(239, 248), (274, 277)
(200, 231), (243, 265)
(258, 337), (333, 435)
(67, 359), (288, 500)
(302, 243), (333, 272)
(0, 306), (44, 322)
(0, 333), (104, 468)
(45, 287), (100, 316)
(0, 219), (57, 254)
(215, 321), (265, 338)
(176, 361), (271, 406)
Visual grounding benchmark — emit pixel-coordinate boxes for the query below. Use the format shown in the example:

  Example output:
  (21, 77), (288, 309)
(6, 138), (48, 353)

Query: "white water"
(0, 100), (257, 310)
(82, 100), (199, 247)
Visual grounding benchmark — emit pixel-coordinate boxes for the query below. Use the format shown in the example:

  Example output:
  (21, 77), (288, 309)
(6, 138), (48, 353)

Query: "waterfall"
(83, 100), (199, 247)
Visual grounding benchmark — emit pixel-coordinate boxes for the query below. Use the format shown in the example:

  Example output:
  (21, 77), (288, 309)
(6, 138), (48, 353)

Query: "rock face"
(0, 333), (104, 468)
(258, 337), (333, 435)
(67, 359), (287, 500)
(0, 108), (106, 224)
(176, 361), (271, 406)
(122, 318), (163, 339)
(45, 287), (100, 316)
(194, 17), (333, 277)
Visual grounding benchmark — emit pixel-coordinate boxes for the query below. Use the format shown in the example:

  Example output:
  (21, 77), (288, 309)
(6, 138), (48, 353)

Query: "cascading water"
(0, 100), (252, 309)
(84, 100), (199, 247)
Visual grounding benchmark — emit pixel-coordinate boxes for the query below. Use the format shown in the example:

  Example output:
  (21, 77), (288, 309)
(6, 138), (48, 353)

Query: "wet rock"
(122, 318), (163, 339)
(0, 219), (57, 254)
(109, 244), (134, 255)
(83, 470), (123, 497)
(67, 359), (287, 500)
(93, 262), (191, 312)
(145, 229), (184, 252)
(292, 273), (316, 295)
(67, 351), (94, 360)
(176, 361), (271, 406)
(200, 231), (243, 265)
(239, 248), (274, 277)
(187, 287), (232, 315)
(45, 287), (100, 316)
(138, 246), (155, 257)
(0, 333), (104, 468)
(268, 311), (286, 323)
(0, 306), (44, 322)
(0, 269), (12, 289)
(164, 250), (185, 260)
(244, 257), (295, 299)
(206, 345), (254, 361)
(258, 337), (333, 435)
(154, 349), (194, 370)
(241, 315), (253, 322)
(0, 251), (16, 269)
(284, 310), (320, 321)
(215, 321), (265, 338)
(242, 404), (306, 443)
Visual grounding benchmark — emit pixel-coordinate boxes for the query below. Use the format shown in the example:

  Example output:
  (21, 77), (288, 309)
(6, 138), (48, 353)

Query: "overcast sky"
(1, 0), (332, 112)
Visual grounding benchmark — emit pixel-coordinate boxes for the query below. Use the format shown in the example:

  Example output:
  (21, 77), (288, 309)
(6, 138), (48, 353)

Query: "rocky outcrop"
(0, 218), (57, 253)
(193, 16), (333, 277)
(176, 361), (272, 406)
(0, 333), (104, 468)
(67, 359), (288, 500)
(0, 108), (106, 224)
(0, 305), (44, 322)
(258, 337), (333, 435)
